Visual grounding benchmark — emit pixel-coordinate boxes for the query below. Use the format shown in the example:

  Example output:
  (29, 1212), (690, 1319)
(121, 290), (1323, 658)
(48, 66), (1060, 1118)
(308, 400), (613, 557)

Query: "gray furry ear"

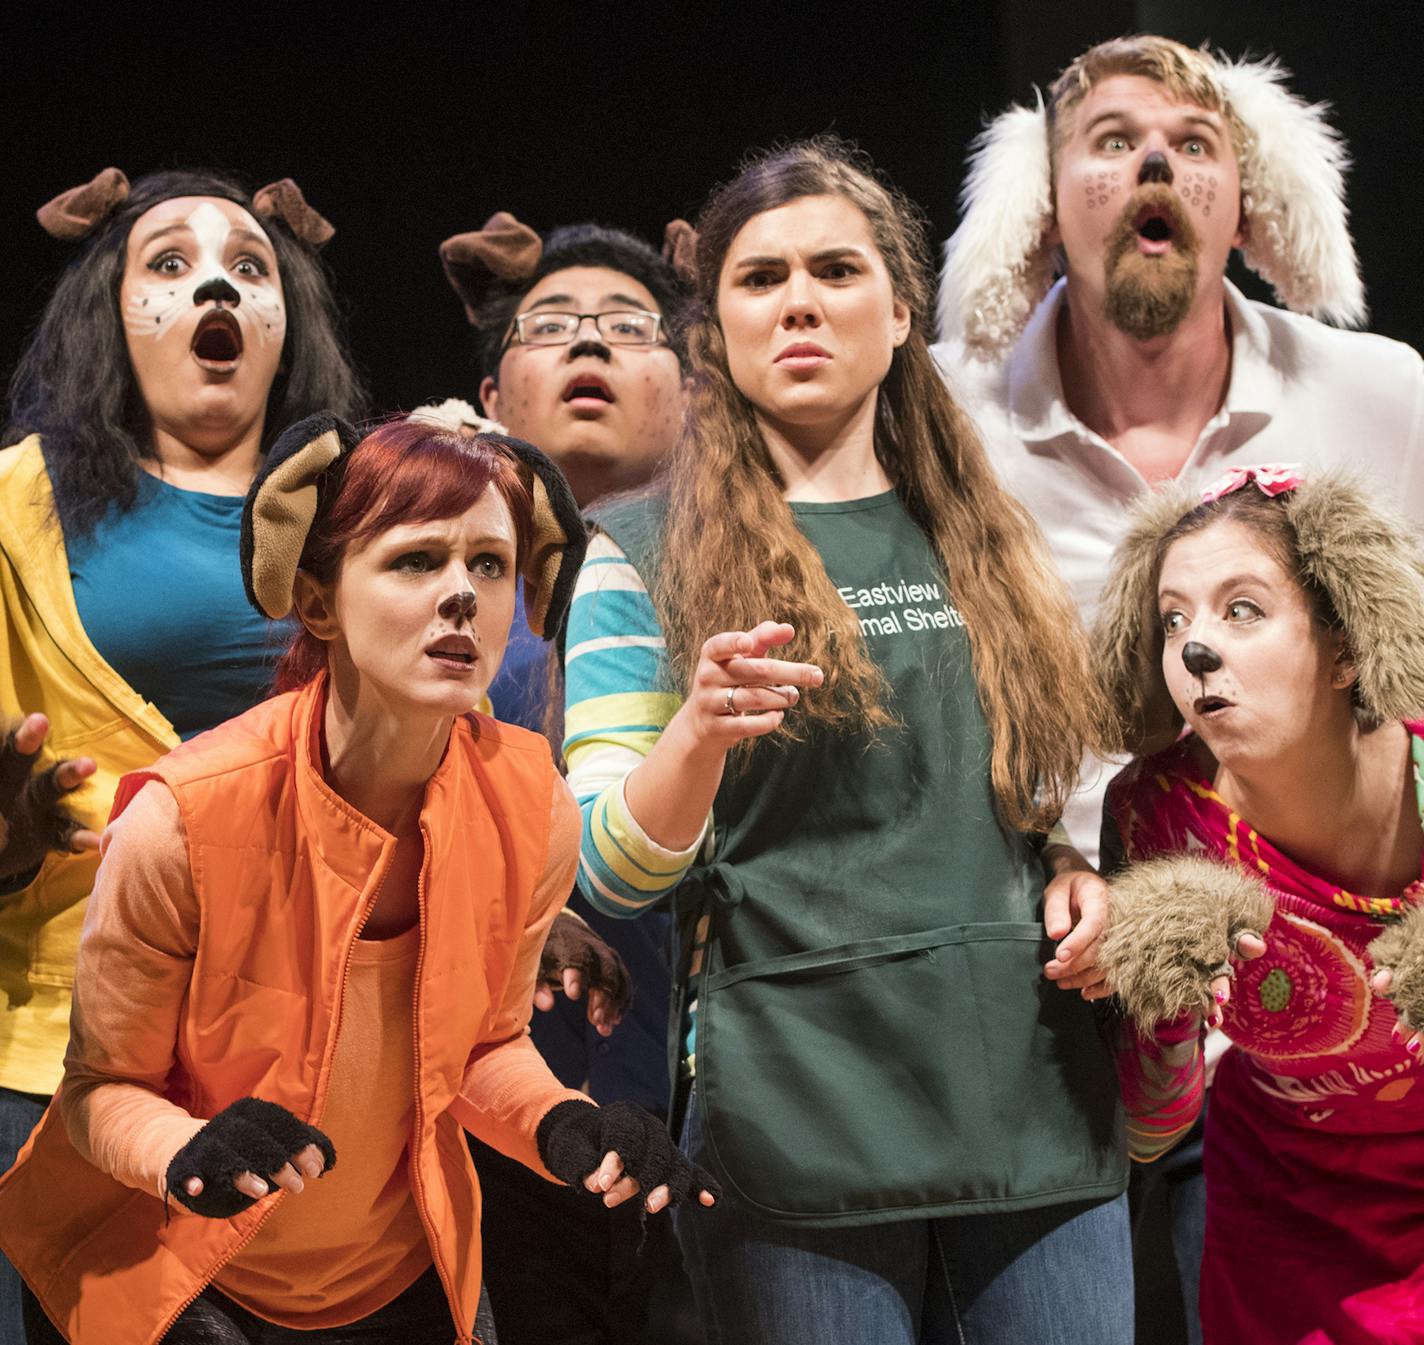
(1100, 854), (1275, 1030)
(1093, 484), (1196, 755)
(1368, 903), (1424, 1036)
(1286, 476), (1424, 722)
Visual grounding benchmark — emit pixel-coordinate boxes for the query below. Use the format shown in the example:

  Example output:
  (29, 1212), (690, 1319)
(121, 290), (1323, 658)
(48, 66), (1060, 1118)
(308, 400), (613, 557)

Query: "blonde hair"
(1047, 35), (1246, 162)
(656, 137), (1114, 831)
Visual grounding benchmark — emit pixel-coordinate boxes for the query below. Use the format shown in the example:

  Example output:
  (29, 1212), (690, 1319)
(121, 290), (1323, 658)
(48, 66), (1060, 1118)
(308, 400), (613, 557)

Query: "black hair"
(4, 168), (365, 540)
(475, 222), (688, 383)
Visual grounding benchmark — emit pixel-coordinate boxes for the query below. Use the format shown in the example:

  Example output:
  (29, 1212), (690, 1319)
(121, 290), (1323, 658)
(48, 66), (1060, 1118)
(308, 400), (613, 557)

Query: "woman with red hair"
(0, 416), (715, 1345)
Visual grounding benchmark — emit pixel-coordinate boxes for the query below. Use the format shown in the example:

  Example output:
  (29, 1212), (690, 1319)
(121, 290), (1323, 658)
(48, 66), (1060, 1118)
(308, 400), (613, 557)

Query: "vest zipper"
(407, 815), (474, 1345)
(150, 844), (391, 1344)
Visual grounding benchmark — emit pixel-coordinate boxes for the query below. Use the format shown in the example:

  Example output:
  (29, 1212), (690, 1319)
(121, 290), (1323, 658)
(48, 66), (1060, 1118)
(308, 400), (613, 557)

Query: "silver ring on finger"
(723, 686), (737, 715)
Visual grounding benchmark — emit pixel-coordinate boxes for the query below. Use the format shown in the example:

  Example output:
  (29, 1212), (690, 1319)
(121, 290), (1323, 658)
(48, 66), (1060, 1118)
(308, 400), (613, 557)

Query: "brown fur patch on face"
(1101, 853), (1275, 1029)
(1103, 183), (1200, 340)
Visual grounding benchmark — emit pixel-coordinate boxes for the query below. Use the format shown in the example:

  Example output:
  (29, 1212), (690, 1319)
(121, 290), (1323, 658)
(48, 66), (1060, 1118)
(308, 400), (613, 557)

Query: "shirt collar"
(1006, 277), (1281, 443)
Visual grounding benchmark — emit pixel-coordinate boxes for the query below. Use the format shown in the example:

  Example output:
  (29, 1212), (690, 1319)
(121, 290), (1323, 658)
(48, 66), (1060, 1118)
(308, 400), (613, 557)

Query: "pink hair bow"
(1199, 462), (1305, 505)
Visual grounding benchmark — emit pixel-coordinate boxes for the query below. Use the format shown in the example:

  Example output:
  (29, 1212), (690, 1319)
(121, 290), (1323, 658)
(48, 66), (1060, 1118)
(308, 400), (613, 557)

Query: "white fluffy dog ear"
(1215, 57), (1366, 328)
(937, 97), (1058, 358)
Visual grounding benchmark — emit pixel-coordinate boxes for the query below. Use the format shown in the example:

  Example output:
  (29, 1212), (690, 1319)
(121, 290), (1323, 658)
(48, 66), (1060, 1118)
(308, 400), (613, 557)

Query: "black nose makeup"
(1138, 151), (1172, 186)
(438, 590), (478, 625)
(193, 276), (241, 307)
(1182, 641), (1223, 677)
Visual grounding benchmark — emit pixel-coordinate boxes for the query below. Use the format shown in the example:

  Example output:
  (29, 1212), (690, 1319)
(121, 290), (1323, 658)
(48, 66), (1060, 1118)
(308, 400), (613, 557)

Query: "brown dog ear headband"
(661, 218), (699, 288)
(439, 212), (544, 322)
(36, 167), (336, 249)
(439, 210), (701, 321)
(241, 413), (588, 640)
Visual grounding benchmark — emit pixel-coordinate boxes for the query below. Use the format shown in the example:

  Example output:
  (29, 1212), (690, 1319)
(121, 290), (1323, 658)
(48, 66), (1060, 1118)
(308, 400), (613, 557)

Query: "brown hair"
(654, 136), (1113, 831)
(1046, 35), (1245, 163)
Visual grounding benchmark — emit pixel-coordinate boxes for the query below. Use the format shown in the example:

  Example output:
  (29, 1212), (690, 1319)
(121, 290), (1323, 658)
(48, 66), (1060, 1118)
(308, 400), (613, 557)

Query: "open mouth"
(426, 634), (478, 668)
(1134, 208), (1176, 250)
(191, 310), (244, 366)
(562, 373), (615, 404)
(1193, 694), (1232, 716)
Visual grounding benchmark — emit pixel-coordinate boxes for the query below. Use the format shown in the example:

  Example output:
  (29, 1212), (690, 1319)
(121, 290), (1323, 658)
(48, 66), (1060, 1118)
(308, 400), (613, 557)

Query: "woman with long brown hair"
(560, 138), (1130, 1343)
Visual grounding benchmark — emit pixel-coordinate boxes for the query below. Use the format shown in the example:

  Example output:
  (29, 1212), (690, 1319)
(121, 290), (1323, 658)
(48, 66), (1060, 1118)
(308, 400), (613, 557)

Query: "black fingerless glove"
(165, 1097), (336, 1218)
(535, 1099), (721, 1210)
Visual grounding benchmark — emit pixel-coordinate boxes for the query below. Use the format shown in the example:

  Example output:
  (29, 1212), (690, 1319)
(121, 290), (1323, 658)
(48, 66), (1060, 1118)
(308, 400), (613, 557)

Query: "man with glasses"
(436, 215), (699, 1345)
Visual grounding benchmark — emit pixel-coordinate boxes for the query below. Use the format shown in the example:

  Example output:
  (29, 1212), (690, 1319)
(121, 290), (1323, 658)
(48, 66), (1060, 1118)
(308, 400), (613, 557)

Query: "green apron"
(595, 490), (1125, 1226)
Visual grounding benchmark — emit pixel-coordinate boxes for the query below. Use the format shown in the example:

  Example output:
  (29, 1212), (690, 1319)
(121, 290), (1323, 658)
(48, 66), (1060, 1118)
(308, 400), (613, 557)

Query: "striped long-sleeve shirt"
(562, 532), (707, 917)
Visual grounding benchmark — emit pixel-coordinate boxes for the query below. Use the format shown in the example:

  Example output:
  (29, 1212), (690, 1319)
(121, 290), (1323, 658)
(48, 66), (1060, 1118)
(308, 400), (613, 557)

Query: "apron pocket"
(696, 921), (1124, 1223)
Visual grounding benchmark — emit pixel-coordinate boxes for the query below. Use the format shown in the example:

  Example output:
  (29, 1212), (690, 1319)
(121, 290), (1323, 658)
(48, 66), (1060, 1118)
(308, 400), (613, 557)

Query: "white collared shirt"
(933, 278), (1424, 856)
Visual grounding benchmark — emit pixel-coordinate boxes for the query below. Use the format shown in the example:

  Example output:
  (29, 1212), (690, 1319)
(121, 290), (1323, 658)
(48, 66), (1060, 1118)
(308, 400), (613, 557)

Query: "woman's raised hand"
(682, 621), (823, 751)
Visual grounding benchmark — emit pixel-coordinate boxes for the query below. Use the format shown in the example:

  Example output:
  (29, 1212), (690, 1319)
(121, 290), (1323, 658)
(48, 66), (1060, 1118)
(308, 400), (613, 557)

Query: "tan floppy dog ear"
(485, 435), (588, 639)
(440, 212), (544, 323)
(241, 413), (362, 618)
(252, 179), (336, 249)
(37, 167), (131, 240)
(1093, 485), (1198, 756)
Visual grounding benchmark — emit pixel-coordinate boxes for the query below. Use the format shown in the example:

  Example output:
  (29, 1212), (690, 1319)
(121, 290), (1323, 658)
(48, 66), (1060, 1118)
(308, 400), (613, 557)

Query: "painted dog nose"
(1182, 641), (1223, 677)
(193, 276), (241, 307)
(438, 590), (478, 626)
(1138, 150), (1172, 185)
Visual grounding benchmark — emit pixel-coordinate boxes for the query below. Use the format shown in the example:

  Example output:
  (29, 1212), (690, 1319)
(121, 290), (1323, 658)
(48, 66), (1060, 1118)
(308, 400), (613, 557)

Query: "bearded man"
(936, 35), (1424, 850)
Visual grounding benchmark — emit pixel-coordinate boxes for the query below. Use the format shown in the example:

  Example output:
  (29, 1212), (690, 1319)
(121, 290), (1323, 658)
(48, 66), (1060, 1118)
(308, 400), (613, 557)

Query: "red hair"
(275, 418), (532, 690)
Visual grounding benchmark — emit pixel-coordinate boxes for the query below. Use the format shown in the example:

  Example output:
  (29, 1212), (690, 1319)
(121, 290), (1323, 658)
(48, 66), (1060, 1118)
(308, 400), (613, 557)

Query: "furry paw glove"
(0, 725), (86, 880)
(1098, 855), (1275, 1030)
(1368, 902), (1424, 1036)
(166, 1098), (336, 1217)
(536, 1100), (721, 1209)
(538, 912), (633, 1018)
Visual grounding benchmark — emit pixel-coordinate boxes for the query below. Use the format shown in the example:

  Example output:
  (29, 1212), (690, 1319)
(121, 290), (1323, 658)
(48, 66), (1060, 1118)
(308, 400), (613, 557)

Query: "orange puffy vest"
(0, 676), (560, 1345)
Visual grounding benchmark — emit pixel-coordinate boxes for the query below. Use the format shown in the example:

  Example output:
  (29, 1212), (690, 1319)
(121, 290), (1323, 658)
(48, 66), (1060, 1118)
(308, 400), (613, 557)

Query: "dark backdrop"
(4, 1), (1420, 417)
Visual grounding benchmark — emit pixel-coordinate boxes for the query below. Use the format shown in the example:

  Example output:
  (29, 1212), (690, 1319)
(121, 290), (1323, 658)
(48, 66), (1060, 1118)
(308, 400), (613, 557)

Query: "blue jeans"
(673, 1086), (1132, 1345)
(0, 1088), (47, 1345)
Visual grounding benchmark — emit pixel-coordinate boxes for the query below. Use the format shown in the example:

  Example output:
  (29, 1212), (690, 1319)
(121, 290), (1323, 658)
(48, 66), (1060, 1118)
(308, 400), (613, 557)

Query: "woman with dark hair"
(561, 137), (1131, 1343)
(0, 417), (714, 1345)
(1097, 465), (1424, 1344)
(0, 165), (362, 1340)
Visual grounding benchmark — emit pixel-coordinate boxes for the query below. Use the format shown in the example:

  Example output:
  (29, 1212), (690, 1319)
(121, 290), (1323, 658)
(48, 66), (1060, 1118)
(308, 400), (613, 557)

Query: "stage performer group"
(0, 31), (1421, 1345)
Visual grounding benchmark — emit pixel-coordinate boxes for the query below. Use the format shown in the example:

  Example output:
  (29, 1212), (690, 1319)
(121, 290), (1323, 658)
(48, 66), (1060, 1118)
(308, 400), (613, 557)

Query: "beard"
(1102, 184), (1201, 341)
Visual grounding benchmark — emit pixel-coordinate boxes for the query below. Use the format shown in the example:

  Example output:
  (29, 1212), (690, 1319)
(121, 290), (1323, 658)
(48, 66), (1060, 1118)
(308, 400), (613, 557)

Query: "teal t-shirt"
(68, 471), (284, 739)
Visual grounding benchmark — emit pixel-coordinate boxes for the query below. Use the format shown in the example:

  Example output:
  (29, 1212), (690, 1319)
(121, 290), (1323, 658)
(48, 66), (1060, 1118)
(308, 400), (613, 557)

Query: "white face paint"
(119, 195), (289, 451)
(121, 199), (286, 349)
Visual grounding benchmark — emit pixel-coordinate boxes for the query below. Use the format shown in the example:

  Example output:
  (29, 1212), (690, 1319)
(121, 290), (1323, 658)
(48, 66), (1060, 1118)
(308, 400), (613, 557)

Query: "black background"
(5, 1), (1420, 417)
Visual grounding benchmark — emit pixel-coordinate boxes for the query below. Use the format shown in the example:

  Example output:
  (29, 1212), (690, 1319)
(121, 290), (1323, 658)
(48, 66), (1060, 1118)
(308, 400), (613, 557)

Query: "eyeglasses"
(504, 309), (664, 350)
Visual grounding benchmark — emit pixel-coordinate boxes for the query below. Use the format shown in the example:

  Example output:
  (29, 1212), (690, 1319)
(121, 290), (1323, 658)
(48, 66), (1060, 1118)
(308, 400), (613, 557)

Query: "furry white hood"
(939, 55), (1366, 357)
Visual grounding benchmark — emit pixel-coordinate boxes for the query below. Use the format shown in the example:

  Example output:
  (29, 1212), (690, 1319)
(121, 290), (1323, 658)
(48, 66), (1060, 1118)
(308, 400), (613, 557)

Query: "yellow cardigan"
(0, 436), (178, 1095)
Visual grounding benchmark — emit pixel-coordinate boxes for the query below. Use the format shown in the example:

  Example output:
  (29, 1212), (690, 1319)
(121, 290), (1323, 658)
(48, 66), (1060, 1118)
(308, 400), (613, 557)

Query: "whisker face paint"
(117, 194), (289, 441)
(121, 199), (287, 350)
